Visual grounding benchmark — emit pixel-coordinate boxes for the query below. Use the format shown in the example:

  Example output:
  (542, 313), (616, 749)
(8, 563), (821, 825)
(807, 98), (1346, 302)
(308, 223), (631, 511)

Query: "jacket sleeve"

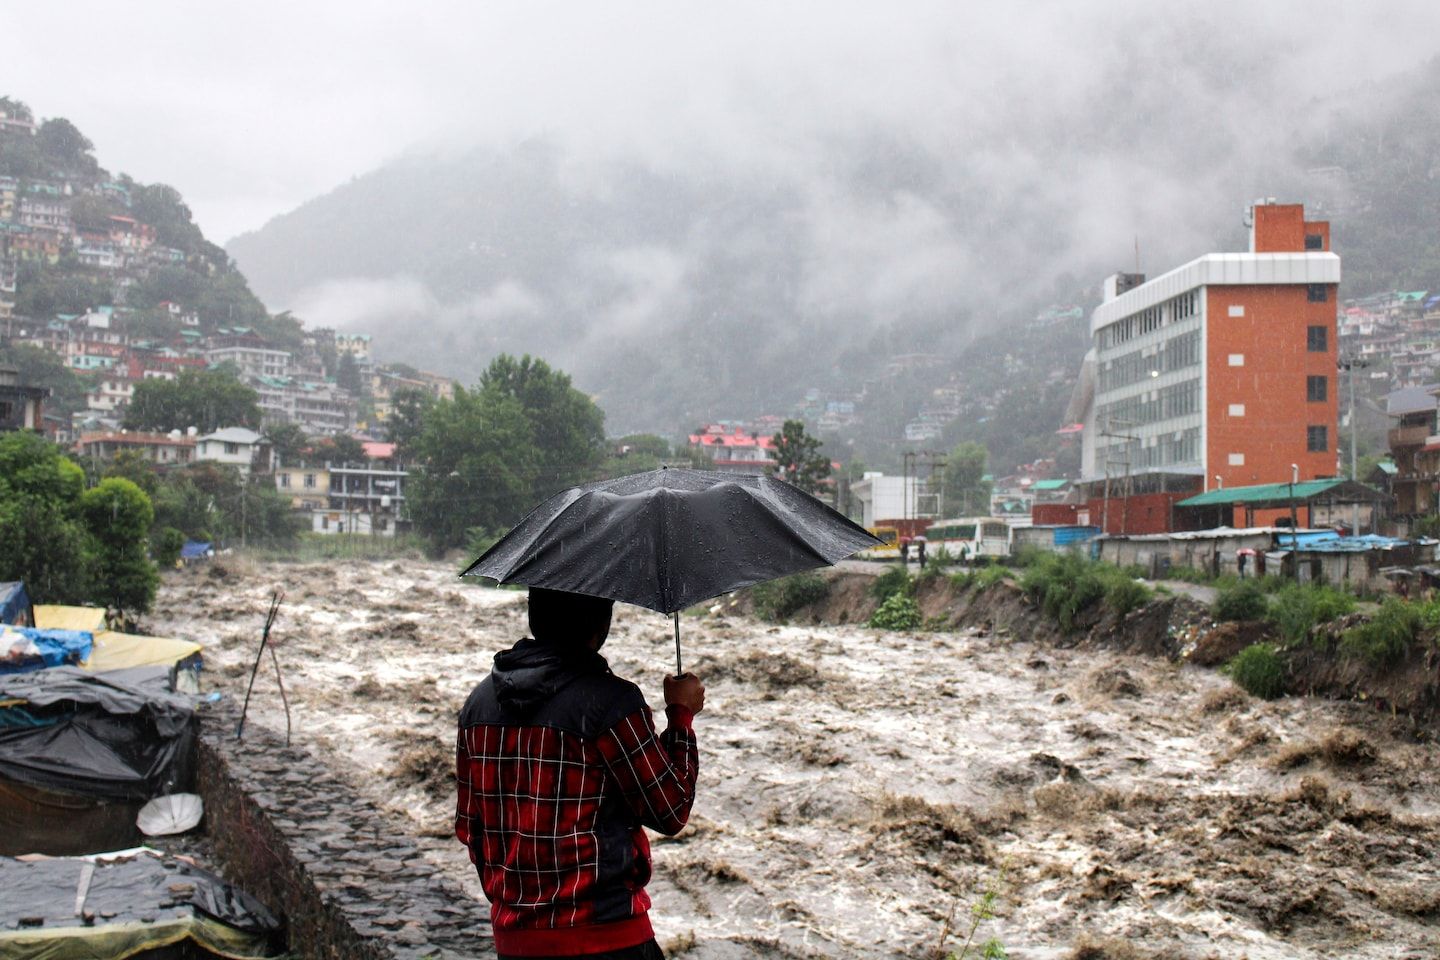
(594, 704), (698, 835)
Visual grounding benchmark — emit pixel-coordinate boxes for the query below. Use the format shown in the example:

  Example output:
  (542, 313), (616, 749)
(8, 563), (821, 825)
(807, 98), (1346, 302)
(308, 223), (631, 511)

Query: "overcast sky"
(5, 1), (1439, 246)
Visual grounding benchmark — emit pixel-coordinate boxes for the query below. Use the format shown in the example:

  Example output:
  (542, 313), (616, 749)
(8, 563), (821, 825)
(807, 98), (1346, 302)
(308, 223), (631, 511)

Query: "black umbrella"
(461, 468), (880, 673)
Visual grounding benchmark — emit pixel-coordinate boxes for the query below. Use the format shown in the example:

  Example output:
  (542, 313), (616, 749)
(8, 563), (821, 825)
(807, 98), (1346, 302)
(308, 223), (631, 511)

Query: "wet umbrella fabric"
(461, 468), (880, 615)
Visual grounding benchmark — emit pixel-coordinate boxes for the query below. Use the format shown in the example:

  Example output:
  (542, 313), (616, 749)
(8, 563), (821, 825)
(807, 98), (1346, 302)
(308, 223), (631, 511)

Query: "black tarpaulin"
(0, 667), (196, 801)
(0, 851), (282, 958)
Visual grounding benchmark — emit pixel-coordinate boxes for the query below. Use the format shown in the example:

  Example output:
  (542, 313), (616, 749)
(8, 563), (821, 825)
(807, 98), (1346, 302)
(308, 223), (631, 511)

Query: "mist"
(13, 0), (1434, 431)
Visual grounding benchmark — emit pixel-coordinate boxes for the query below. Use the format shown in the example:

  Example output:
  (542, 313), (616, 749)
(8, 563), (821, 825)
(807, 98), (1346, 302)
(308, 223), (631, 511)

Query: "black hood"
(491, 638), (611, 716)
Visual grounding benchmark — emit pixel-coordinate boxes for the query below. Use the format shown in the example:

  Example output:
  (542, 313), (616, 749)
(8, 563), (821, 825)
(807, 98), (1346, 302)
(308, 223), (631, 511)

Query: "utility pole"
(1099, 418), (1139, 535)
(1339, 356), (1371, 533)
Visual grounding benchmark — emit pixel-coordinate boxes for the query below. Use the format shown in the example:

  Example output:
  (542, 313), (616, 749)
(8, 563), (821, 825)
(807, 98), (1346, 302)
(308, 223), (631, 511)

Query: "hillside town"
(6, 12), (1440, 960)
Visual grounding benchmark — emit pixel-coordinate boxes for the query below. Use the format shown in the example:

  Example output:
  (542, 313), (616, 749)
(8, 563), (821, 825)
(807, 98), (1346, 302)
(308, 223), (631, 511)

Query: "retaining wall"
(196, 704), (493, 959)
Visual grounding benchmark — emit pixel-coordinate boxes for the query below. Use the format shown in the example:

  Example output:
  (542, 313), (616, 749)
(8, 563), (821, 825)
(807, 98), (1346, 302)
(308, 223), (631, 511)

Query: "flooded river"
(147, 557), (1440, 959)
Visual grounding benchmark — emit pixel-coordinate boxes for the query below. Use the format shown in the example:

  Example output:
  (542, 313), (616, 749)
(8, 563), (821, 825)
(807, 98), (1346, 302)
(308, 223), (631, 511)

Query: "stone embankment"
(196, 703), (492, 959)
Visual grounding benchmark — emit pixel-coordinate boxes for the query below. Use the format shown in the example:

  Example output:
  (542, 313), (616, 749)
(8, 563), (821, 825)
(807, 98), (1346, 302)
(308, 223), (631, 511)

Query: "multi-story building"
(206, 331), (291, 379)
(249, 374), (354, 436)
(274, 463), (331, 511)
(0, 366), (48, 432)
(1080, 201), (1341, 505)
(323, 447), (407, 536)
(1386, 383), (1439, 518)
(687, 424), (777, 474)
(74, 430), (195, 465)
(194, 427), (268, 475)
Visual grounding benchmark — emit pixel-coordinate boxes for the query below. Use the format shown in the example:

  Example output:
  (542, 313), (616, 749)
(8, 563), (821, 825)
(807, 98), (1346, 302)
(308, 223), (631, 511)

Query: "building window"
(279, 473), (290, 488)
(1228, 453), (1245, 466)
(1308, 283), (1328, 303)
(1307, 375), (1328, 402)
(224, 442), (239, 455)
(304, 473), (316, 488)
(1307, 326), (1328, 352)
(1305, 233), (1323, 250)
(1307, 425), (1328, 452)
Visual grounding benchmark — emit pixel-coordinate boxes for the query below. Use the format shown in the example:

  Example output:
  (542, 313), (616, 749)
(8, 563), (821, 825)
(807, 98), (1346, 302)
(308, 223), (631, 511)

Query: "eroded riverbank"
(146, 558), (1440, 959)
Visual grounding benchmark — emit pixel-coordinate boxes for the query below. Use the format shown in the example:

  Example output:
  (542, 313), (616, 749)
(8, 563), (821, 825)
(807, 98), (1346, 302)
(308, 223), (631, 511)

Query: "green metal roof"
(1177, 478), (1368, 508)
(1030, 479), (1070, 491)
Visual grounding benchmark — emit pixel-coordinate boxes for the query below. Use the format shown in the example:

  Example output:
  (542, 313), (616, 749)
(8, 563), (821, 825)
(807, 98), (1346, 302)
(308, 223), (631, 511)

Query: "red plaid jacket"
(457, 640), (698, 957)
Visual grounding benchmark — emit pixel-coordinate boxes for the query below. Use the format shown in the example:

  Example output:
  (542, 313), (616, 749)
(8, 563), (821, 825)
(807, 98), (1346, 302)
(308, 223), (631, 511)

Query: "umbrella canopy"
(462, 468), (880, 614)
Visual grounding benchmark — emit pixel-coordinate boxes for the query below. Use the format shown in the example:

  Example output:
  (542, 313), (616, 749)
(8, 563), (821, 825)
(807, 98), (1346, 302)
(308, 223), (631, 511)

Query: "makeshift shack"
(0, 668), (198, 856)
(0, 849), (282, 959)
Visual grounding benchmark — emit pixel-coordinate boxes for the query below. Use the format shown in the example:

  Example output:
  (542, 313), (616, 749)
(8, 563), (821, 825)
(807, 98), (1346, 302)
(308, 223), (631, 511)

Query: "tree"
(78, 478), (158, 615)
(103, 449), (159, 496)
(36, 118), (99, 175)
(386, 387), (435, 456)
(406, 384), (539, 551)
(769, 420), (831, 494)
(0, 432), (93, 604)
(320, 433), (366, 466)
(264, 422), (311, 467)
(151, 462), (299, 548)
(335, 350), (364, 395)
(125, 367), (261, 434)
(943, 441), (991, 517)
(602, 434), (671, 478)
(0, 342), (89, 417)
(13, 259), (114, 317)
(479, 354), (606, 498)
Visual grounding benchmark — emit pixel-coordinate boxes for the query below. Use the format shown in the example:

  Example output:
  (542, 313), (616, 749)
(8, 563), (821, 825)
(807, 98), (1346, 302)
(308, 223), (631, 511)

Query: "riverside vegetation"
(752, 550), (1440, 720)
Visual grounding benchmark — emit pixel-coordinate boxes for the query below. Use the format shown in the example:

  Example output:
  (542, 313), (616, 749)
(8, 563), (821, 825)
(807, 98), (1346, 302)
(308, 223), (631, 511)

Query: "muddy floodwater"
(147, 558), (1440, 959)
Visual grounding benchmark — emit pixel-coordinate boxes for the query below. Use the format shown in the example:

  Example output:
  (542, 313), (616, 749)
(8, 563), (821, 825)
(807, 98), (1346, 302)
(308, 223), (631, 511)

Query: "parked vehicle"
(926, 517), (1013, 562)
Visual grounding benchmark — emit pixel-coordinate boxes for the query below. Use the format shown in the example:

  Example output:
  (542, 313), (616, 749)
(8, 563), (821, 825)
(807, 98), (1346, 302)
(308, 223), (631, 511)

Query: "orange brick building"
(1080, 200), (1340, 531)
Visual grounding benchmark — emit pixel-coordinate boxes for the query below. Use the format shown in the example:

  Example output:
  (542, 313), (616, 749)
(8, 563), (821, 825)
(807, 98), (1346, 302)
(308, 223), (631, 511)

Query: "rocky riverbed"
(146, 556), (1440, 959)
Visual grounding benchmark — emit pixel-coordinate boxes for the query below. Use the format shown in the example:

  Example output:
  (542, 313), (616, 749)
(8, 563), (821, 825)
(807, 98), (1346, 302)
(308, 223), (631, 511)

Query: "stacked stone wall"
(196, 705), (492, 959)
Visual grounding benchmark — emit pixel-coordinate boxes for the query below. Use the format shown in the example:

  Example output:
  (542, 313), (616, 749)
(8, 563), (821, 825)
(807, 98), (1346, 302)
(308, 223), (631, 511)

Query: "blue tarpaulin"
(179, 541), (212, 560)
(0, 582), (31, 626)
(0, 626), (94, 675)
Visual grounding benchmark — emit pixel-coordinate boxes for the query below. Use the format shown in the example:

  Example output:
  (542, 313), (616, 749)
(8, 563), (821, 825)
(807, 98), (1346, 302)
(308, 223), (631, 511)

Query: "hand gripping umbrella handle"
(673, 611), (683, 678)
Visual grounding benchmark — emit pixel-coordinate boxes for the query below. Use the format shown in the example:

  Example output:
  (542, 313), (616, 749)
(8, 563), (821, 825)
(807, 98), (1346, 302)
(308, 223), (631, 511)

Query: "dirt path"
(147, 558), (1440, 959)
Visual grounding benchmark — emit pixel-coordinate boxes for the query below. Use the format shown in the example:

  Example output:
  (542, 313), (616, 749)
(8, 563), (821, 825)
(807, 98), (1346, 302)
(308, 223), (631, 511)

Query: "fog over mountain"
(225, 3), (1440, 434)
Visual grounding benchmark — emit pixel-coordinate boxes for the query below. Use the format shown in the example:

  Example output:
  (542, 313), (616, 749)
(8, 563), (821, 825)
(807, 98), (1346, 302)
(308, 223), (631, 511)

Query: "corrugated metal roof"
(1177, 479), (1350, 507)
(1387, 384), (1439, 416)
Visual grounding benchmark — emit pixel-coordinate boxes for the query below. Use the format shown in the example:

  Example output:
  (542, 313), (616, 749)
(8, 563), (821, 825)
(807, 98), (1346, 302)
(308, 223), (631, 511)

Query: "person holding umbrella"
(457, 468), (878, 958)
(456, 587), (702, 959)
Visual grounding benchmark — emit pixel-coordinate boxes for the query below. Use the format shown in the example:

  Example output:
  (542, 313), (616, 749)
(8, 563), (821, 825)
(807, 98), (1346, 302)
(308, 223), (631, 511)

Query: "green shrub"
(1341, 597), (1421, 665)
(948, 570), (977, 589)
(975, 564), (1009, 589)
(871, 566), (914, 602)
(1212, 580), (1268, 622)
(869, 592), (922, 630)
(752, 571), (830, 621)
(151, 526), (186, 567)
(1105, 577), (1151, 618)
(1227, 643), (1286, 699)
(1269, 582), (1356, 646)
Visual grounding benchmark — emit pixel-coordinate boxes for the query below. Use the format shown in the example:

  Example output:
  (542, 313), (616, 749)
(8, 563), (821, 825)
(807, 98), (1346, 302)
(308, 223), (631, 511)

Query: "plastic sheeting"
(0, 668), (196, 801)
(1, 628), (94, 675)
(82, 632), (202, 674)
(31, 606), (106, 634)
(1, 582), (33, 626)
(0, 851), (282, 959)
(180, 541), (213, 560)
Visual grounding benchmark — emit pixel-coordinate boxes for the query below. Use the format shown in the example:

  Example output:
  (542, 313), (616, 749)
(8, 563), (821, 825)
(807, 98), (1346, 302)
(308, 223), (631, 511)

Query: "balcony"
(1389, 424), (1432, 449)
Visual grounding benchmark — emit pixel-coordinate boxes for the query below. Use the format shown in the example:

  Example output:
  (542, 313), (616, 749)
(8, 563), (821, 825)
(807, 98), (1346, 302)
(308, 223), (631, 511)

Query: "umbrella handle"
(673, 611), (683, 678)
